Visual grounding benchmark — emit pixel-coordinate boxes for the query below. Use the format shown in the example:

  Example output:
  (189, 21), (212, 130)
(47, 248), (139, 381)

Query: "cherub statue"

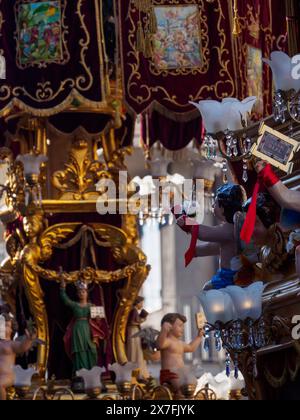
(157, 313), (203, 395)
(174, 184), (247, 290)
(0, 312), (37, 400)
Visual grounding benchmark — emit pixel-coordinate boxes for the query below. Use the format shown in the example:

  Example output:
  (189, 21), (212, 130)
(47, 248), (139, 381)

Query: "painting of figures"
(17, 1), (62, 65)
(152, 6), (202, 70)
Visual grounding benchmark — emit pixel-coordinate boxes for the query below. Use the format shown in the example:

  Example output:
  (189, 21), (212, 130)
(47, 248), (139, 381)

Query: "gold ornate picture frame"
(251, 123), (300, 174)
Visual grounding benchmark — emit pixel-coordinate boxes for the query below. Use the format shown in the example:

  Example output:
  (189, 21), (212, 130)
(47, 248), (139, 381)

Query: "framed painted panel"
(152, 5), (203, 71)
(16, 1), (64, 68)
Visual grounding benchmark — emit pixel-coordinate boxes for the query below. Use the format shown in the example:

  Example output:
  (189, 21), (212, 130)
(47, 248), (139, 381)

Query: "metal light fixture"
(14, 366), (37, 399)
(191, 97), (257, 183)
(16, 153), (48, 207)
(263, 51), (300, 124)
(108, 363), (137, 399)
(199, 282), (267, 379)
(176, 366), (198, 399)
(130, 173), (185, 227)
(76, 366), (106, 399)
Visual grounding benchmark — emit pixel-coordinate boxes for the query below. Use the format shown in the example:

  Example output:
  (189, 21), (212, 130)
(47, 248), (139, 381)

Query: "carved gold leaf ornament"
(52, 138), (112, 200)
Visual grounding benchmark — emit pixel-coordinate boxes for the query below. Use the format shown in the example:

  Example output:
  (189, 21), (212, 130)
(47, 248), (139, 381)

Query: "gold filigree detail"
(122, 214), (139, 246)
(52, 137), (112, 200)
(107, 147), (133, 172)
(260, 224), (289, 274)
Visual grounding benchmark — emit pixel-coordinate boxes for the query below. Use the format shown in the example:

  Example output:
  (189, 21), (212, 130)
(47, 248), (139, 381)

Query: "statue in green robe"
(60, 279), (98, 375)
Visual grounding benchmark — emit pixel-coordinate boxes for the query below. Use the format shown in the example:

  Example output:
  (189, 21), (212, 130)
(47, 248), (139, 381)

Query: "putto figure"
(0, 312), (36, 400)
(157, 313), (203, 394)
(175, 183), (246, 290)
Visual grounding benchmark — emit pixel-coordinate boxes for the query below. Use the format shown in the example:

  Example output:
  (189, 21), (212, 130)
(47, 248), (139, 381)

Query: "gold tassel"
(142, 0), (151, 13)
(144, 33), (153, 58)
(134, 0), (143, 10)
(232, 0), (242, 37)
(137, 21), (145, 53)
(149, 7), (158, 34)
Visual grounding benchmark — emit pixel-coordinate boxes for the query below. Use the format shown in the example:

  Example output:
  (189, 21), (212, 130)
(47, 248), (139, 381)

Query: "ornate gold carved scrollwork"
(52, 137), (112, 200)
(260, 224), (289, 274)
(122, 214), (140, 247)
(107, 147), (133, 172)
(0, 147), (25, 214)
(18, 215), (149, 375)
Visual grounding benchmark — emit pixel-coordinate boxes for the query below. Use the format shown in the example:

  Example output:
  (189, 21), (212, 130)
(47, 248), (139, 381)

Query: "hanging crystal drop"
(242, 160), (248, 183)
(211, 193), (215, 214)
(226, 352), (231, 377)
(222, 160), (228, 184)
(204, 326), (210, 352)
(236, 321), (243, 351)
(248, 319), (255, 347)
(252, 351), (258, 379)
(214, 329), (222, 352)
(234, 353), (239, 379)
(225, 131), (233, 157)
(244, 136), (252, 153)
(204, 135), (210, 159)
(232, 138), (238, 157)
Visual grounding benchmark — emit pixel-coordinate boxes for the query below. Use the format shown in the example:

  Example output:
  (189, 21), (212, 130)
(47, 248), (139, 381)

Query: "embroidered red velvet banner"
(0, 0), (107, 116)
(118, 0), (238, 119)
(233, 0), (288, 117)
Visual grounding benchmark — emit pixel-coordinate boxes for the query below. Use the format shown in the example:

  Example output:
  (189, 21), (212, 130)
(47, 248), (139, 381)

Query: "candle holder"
(13, 366), (37, 400)
(181, 384), (197, 399)
(76, 366), (106, 400)
(16, 153), (48, 207)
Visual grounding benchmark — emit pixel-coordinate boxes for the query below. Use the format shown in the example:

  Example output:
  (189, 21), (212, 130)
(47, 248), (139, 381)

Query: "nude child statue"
(157, 313), (203, 394)
(0, 313), (36, 400)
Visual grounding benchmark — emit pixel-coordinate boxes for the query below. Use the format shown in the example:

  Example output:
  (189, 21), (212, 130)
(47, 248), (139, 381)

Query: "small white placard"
(0, 53), (6, 80)
(90, 306), (105, 319)
(0, 315), (6, 340)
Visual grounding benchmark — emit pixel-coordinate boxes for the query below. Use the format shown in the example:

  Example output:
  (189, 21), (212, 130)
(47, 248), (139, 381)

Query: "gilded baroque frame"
(14, 0), (69, 70)
(20, 219), (149, 375)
